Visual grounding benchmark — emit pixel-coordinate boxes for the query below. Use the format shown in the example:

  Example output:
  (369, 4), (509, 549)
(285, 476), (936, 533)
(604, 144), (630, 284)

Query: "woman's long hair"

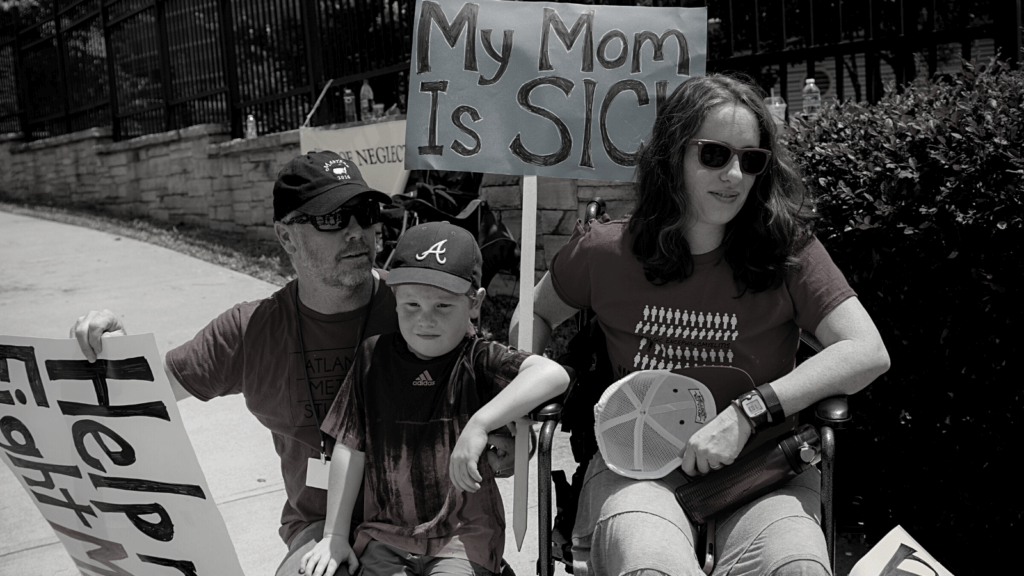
(629, 73), (816, 293)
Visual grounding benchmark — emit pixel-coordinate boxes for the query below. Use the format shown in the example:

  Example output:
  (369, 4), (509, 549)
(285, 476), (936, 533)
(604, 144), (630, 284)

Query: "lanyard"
(293, 280), (373, 461)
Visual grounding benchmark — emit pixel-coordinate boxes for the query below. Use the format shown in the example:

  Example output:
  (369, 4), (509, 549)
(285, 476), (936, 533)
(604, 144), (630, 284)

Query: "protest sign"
(406, 0), (706, 182)
(300, 120), (410, 196)
(851, 526), (954, 576)
(0, 334), (243, 576)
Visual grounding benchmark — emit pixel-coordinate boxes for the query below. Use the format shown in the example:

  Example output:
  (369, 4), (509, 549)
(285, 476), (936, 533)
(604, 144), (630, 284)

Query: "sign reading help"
(406, 0), (707, 182)
(0, 334), (243, 576)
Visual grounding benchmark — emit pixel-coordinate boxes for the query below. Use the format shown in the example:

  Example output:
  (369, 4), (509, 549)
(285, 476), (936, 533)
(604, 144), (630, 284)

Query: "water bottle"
(245, 114), (257, 139)
(343, 87), (356, 123)
(360, 79), (375, 119)
(802, 78), (821, 120)
(674, 424), (820, 524)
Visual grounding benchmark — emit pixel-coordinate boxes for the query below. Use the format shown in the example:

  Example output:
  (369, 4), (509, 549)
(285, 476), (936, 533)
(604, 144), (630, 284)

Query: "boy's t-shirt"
(321, 333), (530, 574)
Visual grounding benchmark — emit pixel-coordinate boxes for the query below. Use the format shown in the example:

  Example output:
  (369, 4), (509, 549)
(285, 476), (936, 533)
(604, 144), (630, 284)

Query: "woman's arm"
(508, 272), (580, 354)
(681, 296), (890, 476)
(765, 296), (891, 416)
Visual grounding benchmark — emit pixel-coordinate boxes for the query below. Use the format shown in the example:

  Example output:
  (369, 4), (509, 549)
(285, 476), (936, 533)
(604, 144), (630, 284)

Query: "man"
(73, 151), (401, 574)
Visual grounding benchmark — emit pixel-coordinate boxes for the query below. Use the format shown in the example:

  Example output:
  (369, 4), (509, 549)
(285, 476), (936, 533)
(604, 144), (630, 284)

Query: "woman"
(510, 74), (889, 576)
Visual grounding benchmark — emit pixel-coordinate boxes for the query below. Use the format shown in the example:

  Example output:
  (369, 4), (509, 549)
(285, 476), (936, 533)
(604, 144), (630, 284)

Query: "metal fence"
(0, 0), (1018, 141)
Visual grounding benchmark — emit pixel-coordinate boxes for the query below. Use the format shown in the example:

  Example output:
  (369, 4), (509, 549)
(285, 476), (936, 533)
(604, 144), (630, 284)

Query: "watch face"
(742, 395), (767, 417)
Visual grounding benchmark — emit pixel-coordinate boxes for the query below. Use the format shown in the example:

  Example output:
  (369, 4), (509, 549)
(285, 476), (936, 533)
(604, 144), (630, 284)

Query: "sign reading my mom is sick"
(0, 334), (243, 576)
(406, 0), (706, 181)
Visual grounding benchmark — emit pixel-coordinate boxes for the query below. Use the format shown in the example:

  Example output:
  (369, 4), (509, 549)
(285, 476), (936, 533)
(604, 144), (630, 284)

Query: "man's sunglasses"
(687, 139), (772, 176)
(282, 201), (381, 231)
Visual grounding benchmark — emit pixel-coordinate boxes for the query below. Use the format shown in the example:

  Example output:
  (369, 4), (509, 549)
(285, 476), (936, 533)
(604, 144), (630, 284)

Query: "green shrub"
(784, 58), (1023, 572)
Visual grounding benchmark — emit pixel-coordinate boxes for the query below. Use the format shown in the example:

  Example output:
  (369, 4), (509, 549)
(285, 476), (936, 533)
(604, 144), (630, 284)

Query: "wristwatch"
(733, 390), (770, 433)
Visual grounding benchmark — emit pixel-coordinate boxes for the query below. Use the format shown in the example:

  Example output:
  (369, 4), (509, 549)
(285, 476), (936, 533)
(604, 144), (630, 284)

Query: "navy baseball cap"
(387, 222), (483, 294)
(273, 150), (392, 221)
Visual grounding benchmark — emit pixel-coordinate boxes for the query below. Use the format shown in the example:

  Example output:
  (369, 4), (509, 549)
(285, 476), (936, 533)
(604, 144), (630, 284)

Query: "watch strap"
(756, 383), (785, 424)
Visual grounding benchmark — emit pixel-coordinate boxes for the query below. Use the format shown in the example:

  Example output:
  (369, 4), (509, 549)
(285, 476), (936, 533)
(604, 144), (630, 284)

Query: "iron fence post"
(217, 0), (240, 138)
(51, 0), (71, 135)
(100, 0), (120, 141)
(155, 0), (173, 132)
(11, 7), (30, 138)
(302, 0), (325, 128)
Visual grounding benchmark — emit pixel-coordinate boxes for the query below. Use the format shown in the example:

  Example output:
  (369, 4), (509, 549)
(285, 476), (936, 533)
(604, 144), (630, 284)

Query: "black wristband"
(756, 383), (785, 423)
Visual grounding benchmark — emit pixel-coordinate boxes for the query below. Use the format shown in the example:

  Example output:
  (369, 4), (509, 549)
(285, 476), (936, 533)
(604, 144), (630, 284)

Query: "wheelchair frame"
(529, 333), (851, 576)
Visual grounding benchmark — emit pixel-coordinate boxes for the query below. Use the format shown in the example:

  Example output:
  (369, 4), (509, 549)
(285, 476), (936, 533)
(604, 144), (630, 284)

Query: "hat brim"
(297, 183), (393, 216)
(386, 267), (473, 295)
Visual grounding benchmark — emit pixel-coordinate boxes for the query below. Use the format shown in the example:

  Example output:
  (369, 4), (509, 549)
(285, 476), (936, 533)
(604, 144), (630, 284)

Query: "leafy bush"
(784, 58), (1023, 572)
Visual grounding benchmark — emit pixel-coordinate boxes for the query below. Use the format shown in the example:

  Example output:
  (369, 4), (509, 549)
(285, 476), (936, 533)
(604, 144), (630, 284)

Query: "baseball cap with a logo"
(273, 150), (392, 221)
(387, 222), (483, 294)
(596, 370), (719, 480)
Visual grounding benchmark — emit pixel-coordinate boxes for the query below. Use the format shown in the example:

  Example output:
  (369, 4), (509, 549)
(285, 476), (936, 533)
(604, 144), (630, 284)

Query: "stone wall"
(0, 125), (300, 240)
(480, 174), (634, 296)
(0, 126), (635, 295)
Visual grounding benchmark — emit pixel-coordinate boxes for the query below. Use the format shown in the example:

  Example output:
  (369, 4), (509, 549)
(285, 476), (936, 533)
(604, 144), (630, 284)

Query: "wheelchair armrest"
(814, 396), (851, 429)
(529, 367), (577, 422)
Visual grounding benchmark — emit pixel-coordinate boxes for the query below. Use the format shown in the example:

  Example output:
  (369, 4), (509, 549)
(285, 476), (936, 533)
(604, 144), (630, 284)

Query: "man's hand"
(680, 404), (752, 476)
(450, 421), (489, 493)
(299, 534), (358, 576)
(70, 309), (126, 362)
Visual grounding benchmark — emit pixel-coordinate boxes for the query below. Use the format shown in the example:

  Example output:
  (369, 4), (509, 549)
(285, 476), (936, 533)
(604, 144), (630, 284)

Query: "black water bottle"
(675, 425), (820, 524)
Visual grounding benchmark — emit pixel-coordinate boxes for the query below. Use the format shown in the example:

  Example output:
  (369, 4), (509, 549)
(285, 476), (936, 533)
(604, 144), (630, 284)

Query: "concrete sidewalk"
(0, 209), (564, 576)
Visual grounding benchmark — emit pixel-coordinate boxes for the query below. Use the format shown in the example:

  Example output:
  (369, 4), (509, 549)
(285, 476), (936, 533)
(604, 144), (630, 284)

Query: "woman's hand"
(679, 404), (752, 476)
(450, 421), (489, 493)
(299, 534), (358, 576)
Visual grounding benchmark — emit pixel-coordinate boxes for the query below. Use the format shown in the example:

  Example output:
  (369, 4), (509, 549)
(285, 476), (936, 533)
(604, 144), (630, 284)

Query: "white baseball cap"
(595, 370), (719, 480)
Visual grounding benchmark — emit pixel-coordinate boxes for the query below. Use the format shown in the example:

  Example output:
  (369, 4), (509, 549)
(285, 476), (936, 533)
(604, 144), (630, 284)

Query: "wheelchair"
(527, 331), (850, 576)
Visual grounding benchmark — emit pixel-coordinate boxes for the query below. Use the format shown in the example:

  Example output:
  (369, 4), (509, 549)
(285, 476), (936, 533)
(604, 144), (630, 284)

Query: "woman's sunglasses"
(282, 201), (381, 231)
(687, 139), (772, 176)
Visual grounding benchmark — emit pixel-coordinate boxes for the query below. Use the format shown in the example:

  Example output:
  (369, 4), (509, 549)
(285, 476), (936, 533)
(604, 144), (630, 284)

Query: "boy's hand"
(299, 534), (358, 576)
(450, 421), (489, 493)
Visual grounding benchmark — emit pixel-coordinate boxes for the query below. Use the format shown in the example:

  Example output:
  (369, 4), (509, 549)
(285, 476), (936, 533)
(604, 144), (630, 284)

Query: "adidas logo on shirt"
(412, 370), (435, 386)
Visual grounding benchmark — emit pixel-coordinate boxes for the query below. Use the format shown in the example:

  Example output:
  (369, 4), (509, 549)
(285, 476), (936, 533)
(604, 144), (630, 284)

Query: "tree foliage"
(784, 57), (1022, 573)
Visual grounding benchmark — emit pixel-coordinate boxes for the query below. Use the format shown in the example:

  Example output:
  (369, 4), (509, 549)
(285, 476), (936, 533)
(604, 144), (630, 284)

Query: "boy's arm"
(300, 443), (365, 576)
(450, 355), (570, 493)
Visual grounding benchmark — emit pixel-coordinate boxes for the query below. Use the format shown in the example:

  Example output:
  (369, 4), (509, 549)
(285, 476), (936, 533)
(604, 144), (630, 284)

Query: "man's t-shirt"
(321, 333), (530, 574)
(165, 276), (399, 544)
(551, 219), (856, 435)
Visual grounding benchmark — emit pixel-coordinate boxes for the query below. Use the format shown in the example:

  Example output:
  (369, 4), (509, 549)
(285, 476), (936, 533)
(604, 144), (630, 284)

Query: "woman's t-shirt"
(550, 219), (855, 429)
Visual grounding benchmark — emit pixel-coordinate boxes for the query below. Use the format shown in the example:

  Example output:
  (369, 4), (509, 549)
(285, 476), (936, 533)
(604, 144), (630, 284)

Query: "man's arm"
(300, 443), (365, 576)
(71, 308), (194, 402)
(449, 354), (570, 492)
(508, 272), (579, 355)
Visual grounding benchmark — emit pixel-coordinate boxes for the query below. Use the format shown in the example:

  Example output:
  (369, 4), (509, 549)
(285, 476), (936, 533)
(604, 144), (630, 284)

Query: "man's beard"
(296, 237), (375, 289)
(329, 259), (373, 288)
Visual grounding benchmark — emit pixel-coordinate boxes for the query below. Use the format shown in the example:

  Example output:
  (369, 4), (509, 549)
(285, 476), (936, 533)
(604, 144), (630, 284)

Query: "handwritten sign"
(0, 334), (243, 576)
(406, 0), (706, 181)
(850, 526), (954, 576)
(300, 120), (409, 196)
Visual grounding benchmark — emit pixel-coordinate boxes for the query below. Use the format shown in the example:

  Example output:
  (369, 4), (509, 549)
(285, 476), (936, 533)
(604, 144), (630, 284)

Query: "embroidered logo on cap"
(415, 240), (448, 264)
(412, 370), (435, 386)
(323, 158), (352, 180)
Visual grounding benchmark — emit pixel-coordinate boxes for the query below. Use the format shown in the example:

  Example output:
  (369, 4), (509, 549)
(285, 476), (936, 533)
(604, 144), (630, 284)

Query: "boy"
(300, 222), (570, 576)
